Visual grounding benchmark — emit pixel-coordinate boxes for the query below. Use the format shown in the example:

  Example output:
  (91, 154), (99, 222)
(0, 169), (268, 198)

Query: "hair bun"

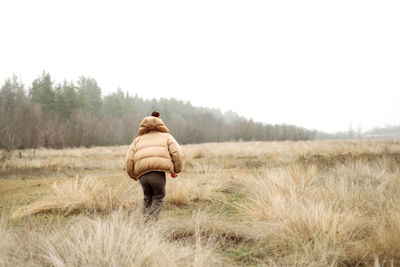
(151, 111), (160, 117)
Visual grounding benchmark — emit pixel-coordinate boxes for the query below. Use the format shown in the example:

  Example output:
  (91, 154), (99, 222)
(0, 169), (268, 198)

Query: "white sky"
(1, 0), (399, 133)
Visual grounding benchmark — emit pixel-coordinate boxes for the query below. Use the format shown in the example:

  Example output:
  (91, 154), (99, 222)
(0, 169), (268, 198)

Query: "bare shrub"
(0, 150), (9, 162)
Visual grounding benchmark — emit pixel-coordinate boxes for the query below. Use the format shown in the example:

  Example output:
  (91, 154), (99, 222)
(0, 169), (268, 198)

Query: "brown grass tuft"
(1, 210), (222, 266)
(165, 167), (242, 205)
(11, 176), (141, 219)
(238, 159), (400, 265)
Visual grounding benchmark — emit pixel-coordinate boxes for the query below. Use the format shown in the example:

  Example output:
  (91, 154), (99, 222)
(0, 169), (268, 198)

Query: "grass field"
(1, 139), (400, 266)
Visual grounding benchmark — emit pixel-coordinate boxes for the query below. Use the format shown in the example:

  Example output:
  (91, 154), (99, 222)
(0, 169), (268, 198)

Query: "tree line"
(0, 71), (316, 151)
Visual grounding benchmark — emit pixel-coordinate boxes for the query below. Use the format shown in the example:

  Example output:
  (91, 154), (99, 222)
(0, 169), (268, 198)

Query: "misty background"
(1, 0), (399, 151)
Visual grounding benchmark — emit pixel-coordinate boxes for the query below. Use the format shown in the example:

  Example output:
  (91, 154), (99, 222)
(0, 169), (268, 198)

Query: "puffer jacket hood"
(126, 117), (183, 180)
(138, 116), (169, 136)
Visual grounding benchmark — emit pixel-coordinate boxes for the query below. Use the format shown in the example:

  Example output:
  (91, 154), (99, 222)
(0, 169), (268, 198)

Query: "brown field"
(1, 139), (400, 266)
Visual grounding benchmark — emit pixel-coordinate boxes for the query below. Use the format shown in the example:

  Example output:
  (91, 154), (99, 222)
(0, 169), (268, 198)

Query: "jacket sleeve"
(167, 134), (183, 173)
(125, 138), (137, 179)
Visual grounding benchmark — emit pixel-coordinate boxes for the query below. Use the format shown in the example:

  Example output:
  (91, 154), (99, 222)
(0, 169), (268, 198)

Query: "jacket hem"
(134, 169), (172, 181)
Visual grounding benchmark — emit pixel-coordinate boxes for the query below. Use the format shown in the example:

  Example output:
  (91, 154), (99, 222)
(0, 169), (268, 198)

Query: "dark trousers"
(139, 171), (166, 221)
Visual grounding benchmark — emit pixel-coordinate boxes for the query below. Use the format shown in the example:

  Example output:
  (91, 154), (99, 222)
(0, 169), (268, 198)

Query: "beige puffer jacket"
(125, 116), (183, 180)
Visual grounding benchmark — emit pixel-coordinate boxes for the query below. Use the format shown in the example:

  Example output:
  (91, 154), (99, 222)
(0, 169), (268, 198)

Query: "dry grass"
(10, 175), (141, 219)
(0, 216), (8, 266)
(161, 209), (249, 245)
(1, 139), (400, 265)
(0, 146), (126, 179)
(165, 166), (241, 204)
(9, 167), (237, 218)
(1, 210), (222, 266)
(238, 159), (400, 265)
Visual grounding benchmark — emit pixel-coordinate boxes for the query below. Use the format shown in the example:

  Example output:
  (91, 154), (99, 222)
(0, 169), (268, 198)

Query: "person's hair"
(151, 111), (160, 117)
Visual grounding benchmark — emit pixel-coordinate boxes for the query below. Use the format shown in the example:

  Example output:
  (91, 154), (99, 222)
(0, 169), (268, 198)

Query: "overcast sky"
(1, 0), (399, 133)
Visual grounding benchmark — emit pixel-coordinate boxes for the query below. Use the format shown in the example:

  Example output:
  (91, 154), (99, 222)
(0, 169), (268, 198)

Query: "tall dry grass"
(185, 139), (400, 166)
(166, 165), (241, 205)
(1, 210), (222, 266)
(0, 216), (9, 267)
(3, 139), (400, 265)
(11, 175), (141, 219)
(161, 209), (248, 246)
(10, 168), (240, 218)
(238, 158), (400, 265)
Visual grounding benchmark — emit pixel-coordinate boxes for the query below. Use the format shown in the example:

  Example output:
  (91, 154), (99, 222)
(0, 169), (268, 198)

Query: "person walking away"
(125, 111), (183, 221)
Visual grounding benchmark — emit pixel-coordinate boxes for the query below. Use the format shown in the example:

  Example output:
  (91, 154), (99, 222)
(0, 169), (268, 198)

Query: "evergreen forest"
(0, 72), (316, 150)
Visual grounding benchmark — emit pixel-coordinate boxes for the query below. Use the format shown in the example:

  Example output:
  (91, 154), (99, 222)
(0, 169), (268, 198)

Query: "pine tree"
(29, 71), (56, 112)
(77, 76), (102, 115)
(63, 81), (79, 118)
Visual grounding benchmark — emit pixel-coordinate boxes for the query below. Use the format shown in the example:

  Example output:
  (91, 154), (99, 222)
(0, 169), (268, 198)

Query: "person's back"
(125, 111), (183, 221)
